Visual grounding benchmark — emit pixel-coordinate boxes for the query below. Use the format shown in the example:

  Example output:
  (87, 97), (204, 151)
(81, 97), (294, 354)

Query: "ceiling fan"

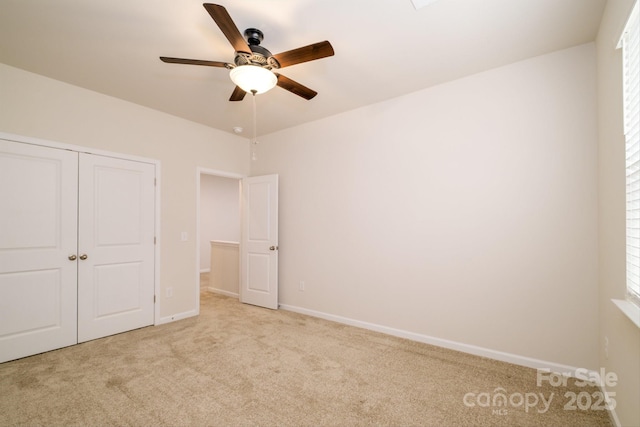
(160, 3), (334, 101)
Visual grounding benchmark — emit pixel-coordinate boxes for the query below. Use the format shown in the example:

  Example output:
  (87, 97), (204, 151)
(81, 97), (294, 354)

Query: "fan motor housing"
(234, 28), (280, 69)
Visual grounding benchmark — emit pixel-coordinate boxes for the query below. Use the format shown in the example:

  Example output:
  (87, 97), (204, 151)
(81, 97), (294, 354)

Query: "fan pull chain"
(251, 90), (258, 161)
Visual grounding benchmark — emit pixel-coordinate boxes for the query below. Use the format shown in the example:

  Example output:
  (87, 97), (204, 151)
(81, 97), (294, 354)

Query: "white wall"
(199, 174), (240, 272)
(596, 0), (640, 426)
(252, 43), (599, 370)
(0, 63), (250, 321)
(2, 20), (636, 424)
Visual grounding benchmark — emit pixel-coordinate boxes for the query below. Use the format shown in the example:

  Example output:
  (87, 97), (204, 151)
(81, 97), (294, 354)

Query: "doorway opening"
(196, 168), (243, 308)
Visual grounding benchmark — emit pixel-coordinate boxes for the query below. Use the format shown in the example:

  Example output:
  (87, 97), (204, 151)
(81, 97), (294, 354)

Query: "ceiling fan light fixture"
(229, 65), (277, 94)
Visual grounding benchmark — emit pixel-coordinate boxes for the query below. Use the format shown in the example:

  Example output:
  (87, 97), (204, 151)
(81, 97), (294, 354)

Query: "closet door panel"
(77, 153), (155, 343)
(0, 139), (78, 363)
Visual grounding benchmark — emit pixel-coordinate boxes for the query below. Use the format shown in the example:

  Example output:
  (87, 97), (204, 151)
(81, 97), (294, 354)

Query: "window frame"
(614, 1), (640, 327)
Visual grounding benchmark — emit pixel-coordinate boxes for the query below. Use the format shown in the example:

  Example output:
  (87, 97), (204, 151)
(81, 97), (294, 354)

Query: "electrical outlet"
(166, 287), (173, 298)
(299, 281), (305, 292)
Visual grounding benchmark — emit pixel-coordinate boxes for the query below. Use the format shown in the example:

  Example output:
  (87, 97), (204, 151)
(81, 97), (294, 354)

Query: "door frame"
(195, 167), (244, 312)
(0, 131), (162, 325)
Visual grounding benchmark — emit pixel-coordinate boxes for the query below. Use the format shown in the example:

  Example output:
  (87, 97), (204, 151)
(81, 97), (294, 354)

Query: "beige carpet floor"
(0, 292), (613, 426)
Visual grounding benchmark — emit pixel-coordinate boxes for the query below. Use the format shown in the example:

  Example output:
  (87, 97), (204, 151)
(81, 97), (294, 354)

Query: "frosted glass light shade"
(229, 65), (277, 94)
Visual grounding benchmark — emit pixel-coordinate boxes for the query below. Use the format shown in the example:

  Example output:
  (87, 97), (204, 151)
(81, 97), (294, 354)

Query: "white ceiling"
(0, 0), (606, 137)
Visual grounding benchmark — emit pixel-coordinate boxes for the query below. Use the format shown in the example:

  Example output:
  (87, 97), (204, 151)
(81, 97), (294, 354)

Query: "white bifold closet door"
(0, 139), (155, 363)
(0, 141), (79, 363)
(77, 153), (155, 343)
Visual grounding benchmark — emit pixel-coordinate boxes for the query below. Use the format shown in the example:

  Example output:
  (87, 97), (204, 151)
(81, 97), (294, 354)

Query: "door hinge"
(154, 178), (157, 186)
(154, 236), (156, 245)
(154, 295), (156, 303)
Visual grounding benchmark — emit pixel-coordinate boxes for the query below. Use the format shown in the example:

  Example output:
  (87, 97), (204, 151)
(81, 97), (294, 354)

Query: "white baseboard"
(206, 287), (239, 298)
(156, 308), (198, 325)
(600, 383), (622, 427)
(279, 303), (593, 377)
(199, 268), (210, 274)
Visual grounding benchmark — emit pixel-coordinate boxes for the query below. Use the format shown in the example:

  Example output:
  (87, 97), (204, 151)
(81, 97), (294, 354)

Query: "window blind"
(621, 2), (640, 304)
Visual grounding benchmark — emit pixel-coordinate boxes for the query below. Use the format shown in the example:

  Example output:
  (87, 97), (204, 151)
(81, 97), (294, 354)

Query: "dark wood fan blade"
(160, 57), (229, 67)
(203, 3), (251, 54)
(275, 73), (317, 100)
(229, 86), (247, 101)
(272, 41), (334, 68)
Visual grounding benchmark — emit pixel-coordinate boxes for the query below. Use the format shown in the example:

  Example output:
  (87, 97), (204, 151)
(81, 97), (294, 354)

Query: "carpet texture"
(0, 292), (613, 426)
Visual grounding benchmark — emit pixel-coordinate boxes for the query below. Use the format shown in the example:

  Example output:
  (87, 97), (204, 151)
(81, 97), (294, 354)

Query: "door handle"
(79, 254), (88, 260)
(68, 254), (77, 261)
(269, 246), (278, 251)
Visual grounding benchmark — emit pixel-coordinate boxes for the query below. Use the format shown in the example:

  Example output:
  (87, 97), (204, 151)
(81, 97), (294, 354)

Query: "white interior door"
(77, 153), (155, 342)
(240, 174), (278, 309)
(0, 140), (79, 363)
